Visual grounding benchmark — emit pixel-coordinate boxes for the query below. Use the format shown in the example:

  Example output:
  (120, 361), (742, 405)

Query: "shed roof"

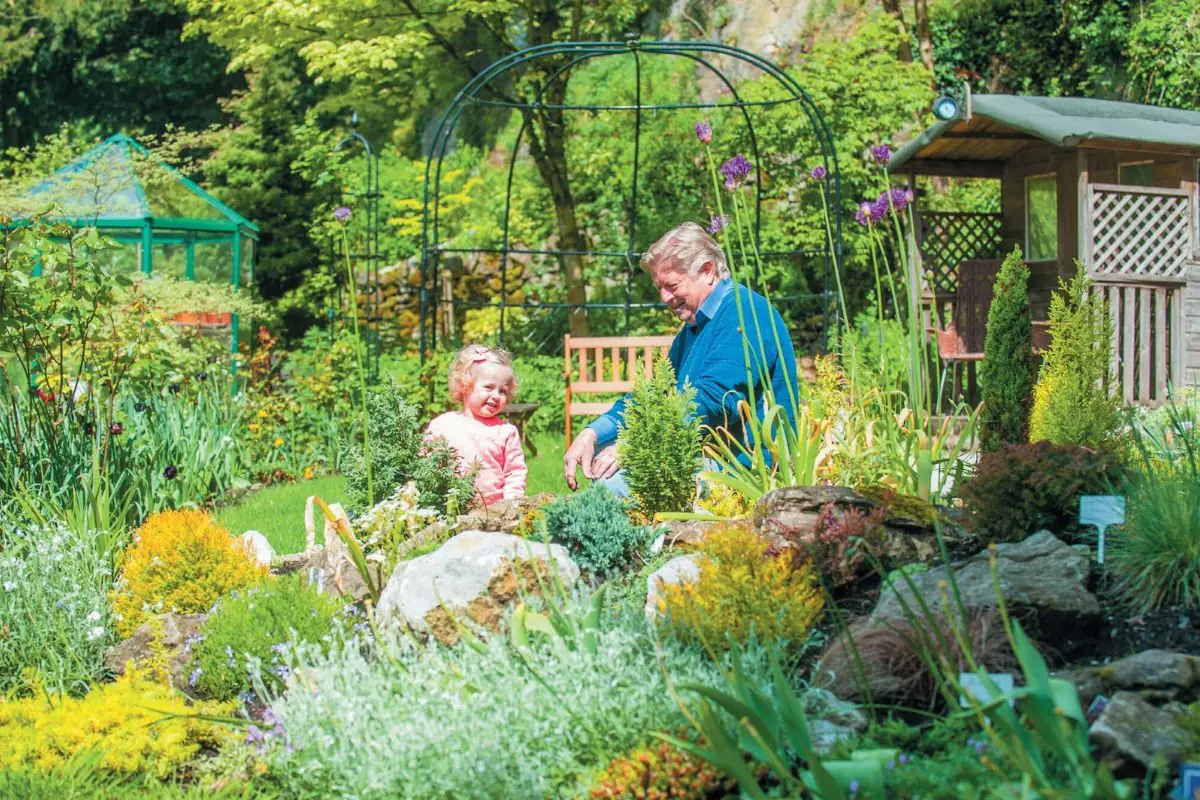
(891, 95), (1200, 171)
(7, 133), (258, 235)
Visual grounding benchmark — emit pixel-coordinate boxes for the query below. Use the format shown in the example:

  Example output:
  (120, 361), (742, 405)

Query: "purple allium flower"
(809, 165), (827, 182)
(333, 206), (352, 223)
(706, 214), (728, 235)
(855, 201), (874, 227)
(870, 143), (891, 166)
(694, 122), (712, 144)
(719, 155), (753, 190)
(904, 187), (915, 204)
(109, 422), (123, 436)
(163, 465), (178, 480)
(188, 667), (202, 688)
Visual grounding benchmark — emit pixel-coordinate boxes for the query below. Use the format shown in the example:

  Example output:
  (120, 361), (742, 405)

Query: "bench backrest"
(563, 334), (674, 447)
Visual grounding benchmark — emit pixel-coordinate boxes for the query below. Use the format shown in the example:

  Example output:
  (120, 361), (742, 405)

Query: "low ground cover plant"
(112, 509), (266, 636)
(257, 608), (773, 799)
(188, 575), (344, 701)
(541, 483), (648, 576)
(657, 523), (824, 651)
(0, 670), (233, 777)
(958, 441), (1126, 544)
(0, 522), (114, 695)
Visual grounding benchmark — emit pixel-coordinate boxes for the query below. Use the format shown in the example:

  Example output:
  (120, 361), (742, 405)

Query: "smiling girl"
(425, 344), (527, 506)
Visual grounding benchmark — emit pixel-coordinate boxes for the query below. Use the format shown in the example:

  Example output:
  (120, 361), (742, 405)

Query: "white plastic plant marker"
(1079, 495), (1126, 565)
(959, 672), (1014, 710)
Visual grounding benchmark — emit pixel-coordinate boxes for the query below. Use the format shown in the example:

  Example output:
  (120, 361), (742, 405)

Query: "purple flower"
(719, 155), (753, 190)
(694, 122), (712, 144)
(848, 780), (860, 796)
(904, 187), (915, 204)
(809, 165), (827, 182)
(333, 206), (351, 223)
(875, 187), (909, 216)
(245, 724), (267, 752)
(898, 753), (910, 765)
(163, 465), (178, 480)
(188, 667), (202, 688)
(870, 144), (891, 166)
(706, 214), (728, 235)
(855, 201), (874, 227)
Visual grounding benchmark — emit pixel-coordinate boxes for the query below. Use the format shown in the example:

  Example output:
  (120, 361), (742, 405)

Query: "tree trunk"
(914, 0), (935, 75)
(880, 0), (914, 63)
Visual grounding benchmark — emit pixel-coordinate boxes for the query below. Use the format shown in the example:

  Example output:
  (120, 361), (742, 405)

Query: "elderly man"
(563, 221), (798, 492)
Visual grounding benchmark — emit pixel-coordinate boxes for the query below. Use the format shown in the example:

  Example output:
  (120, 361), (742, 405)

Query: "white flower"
(2, 581), (15, 592)
(87, 626), (105, 641)
(87, 610), (102, 622)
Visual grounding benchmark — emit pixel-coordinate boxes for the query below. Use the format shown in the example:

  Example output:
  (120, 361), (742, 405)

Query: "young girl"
(426, 344), (527, 506)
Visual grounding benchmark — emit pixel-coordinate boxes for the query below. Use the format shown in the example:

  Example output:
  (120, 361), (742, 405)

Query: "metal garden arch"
(420, 39), (843, 360)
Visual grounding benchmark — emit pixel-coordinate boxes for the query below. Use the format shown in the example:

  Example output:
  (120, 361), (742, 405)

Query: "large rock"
(872, 531), (1100, 652)
(1089, 691), (1191, 769)
(1059, 650), (1200, 707)
(645, 555), (702, 620)
(804, 687), (869, 754)
(375, 531), (579, 644)
(240, 530), (275, 566)
(103, 612), (206, 689)
(454, 493), (555, 535)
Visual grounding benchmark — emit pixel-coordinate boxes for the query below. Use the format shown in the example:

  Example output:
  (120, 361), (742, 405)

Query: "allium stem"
(340, 228), (373, 506)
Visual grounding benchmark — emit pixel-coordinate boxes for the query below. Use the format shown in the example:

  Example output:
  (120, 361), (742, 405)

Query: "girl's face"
(464, 362), (514, 419)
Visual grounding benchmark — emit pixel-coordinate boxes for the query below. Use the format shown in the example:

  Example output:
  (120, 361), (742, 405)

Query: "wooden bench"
(564, 334), (674, 448)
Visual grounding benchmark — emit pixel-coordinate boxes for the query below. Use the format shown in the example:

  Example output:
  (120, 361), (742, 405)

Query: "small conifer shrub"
(618, 355), (702, 518)
(1029, 264), (1121, 448)
(340, 378), (475, 514)
(979, 246), (1034, 451)
(111, 510), (266, 637)
(541, 483), (646, 575)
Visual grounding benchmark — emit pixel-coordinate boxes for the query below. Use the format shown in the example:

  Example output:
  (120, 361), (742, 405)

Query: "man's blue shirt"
(587, 278), (798, 449)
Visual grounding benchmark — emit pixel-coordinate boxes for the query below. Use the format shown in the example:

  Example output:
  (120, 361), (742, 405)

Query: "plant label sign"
(1079, 495), (1126, 564)
(958, 672), (1014, 710)
(1181, 762), (1200, 800)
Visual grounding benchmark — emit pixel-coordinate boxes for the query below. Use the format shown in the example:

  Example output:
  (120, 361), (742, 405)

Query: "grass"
(216, 474), (347, 555)
(526, 431), (568, 497)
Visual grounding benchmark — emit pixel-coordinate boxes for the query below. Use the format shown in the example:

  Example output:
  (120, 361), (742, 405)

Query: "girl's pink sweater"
(425, 411), (527, 506)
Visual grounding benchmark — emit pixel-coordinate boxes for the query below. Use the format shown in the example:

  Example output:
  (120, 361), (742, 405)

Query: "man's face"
(650, 259), (717, 325)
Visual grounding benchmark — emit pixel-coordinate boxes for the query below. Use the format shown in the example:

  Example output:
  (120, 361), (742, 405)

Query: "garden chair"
(563, 334), (674, 449)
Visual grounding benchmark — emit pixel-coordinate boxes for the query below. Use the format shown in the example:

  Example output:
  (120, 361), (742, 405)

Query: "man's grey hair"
(640, 222), (731, 279)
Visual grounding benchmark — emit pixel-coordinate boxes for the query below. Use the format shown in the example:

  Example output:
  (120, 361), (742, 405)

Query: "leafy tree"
(978, 246), (1033, 451)
(184, 0), (653, 336)
(1126, 0), (1200, 108)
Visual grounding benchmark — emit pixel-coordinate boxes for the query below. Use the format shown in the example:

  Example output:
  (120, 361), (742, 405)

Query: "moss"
(859, 485), (940, 528)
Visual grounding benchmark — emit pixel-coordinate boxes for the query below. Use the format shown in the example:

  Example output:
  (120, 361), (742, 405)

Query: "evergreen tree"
(618, 356), (702, 519)
(979, 246), (1034, 451)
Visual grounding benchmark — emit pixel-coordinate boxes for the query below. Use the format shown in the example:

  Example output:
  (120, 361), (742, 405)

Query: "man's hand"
(563, 429), (598, 490)
(590, 445), (620, 481)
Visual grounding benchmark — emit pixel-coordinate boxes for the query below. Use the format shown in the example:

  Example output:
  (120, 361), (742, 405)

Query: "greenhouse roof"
(7, 134), (258, 236)
(891, 95), (1200, 173)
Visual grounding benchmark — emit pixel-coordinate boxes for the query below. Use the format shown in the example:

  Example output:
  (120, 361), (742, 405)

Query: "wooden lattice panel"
(917, 212), (1003, 294)
(1093, 280), (1184, 406)
(1089, 185), (1192, 280)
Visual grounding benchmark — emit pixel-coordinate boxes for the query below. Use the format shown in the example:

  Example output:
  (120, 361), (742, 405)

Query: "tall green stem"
(340, 228), (373, 506)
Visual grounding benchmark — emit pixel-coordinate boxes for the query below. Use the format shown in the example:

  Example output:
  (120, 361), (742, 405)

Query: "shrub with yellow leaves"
(0, 669), (235, 776)
(658, 524), (824, 651)
(112, 509), (267, 637)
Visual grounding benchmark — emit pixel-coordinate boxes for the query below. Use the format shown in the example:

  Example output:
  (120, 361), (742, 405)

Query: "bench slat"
(569, 401), (617, 416)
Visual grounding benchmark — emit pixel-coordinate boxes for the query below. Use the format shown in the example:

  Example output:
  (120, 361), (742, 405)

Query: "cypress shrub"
(979, 246), (1034, 451)
(1029, 263), (1121, 448)
(617, 355), (702, 518)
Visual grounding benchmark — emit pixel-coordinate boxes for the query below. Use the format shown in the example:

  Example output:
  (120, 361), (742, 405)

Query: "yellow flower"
(248, 423), (260, 432)
(273, 437), (284, 447)
(303, 466), (314, 480)
(257, 409), (269, 419)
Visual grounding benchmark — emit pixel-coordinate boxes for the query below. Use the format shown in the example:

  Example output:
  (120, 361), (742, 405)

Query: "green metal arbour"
(419, 39), (842, 360)
(333, 115), (383, 381)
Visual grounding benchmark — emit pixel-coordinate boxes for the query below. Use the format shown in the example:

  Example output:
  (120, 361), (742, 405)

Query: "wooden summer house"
(890, 94), (1200, 405)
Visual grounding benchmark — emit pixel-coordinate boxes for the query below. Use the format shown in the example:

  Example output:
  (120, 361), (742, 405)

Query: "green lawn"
(526, 431), (568, 497)
(216, 474), (347, 555)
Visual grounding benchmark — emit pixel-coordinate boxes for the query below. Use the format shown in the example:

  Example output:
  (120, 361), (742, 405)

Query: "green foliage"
(216, 475), (347, 555)
(1109, 471), (1200, 612)
(1126, 0), (1200, 108)
(189, 576), (343, 701)
(541, 484), (646, 576)
(959, 441), (1127, 544)
(258, 600), (772, 800)
(618, 356), (701, 518)
(1029, 265), (1121, 449)
(0, 522), (114, 696)
(587, 736), (736, 800)
(979, 247), (1034, 451)
(339, 378), (474, 515)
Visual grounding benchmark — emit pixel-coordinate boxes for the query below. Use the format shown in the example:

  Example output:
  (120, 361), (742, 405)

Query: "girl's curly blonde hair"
(448, 344), (518, 405)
